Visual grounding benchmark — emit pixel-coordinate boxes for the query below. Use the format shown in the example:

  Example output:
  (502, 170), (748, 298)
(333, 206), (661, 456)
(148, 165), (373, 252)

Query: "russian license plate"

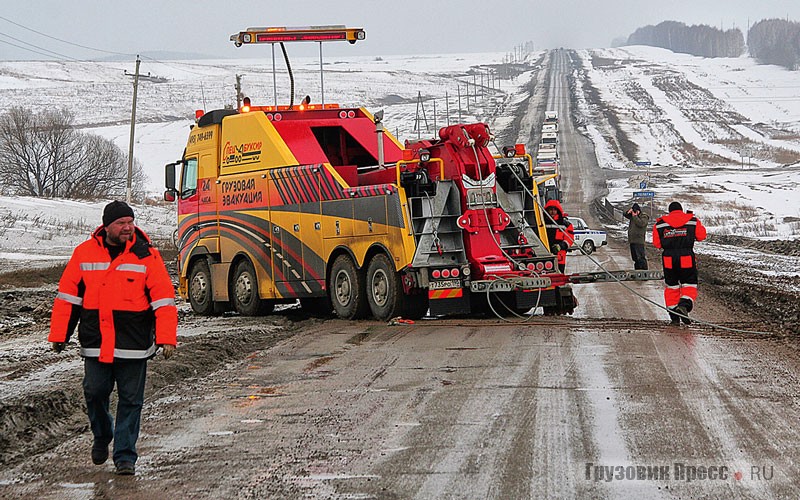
(429, 279), (461, 290)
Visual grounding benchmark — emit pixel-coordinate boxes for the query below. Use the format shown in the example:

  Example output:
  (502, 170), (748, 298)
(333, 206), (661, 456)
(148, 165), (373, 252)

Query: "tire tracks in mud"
(0, 310), (308, 468)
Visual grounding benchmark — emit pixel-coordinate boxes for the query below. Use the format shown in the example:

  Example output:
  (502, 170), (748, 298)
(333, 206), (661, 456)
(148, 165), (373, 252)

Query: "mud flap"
(542, 286), (576, 315)
(429, 292), (472, 317)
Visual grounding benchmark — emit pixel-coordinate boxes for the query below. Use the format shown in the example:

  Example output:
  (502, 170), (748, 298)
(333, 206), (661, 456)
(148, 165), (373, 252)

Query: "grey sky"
(1, 1), (799, 60)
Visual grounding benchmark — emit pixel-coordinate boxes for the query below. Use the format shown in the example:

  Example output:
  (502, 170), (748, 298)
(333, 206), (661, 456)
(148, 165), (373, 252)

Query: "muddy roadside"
(0, 254), (309, 469)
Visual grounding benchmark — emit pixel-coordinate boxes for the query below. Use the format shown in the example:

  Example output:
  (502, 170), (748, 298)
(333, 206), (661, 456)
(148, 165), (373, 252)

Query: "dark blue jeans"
(630, 243), (648, 270)
(83, 357), (147, 465)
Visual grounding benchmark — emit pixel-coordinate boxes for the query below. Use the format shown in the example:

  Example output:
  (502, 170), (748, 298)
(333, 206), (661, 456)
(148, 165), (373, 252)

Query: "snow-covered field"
(0, 45), (799, 269)
(575, 46), (800, 240)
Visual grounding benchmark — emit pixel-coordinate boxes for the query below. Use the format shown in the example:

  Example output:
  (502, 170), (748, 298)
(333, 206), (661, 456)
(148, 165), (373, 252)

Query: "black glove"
(550, 245), (561, 254)
(51, 342), (66, 353)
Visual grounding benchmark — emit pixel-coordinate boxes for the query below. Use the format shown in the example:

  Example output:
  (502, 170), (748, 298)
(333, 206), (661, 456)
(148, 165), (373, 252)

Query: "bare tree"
(0, 107), (146, 199)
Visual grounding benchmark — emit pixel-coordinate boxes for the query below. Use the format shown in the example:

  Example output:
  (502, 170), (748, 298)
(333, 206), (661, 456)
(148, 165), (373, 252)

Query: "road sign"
(635, 161), (651, 166)
(640, 181), (647, 189)
(633, 190), (655, 198)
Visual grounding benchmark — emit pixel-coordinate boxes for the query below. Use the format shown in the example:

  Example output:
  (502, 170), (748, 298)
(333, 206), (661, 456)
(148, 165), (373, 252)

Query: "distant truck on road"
(541, 132), (558, 145)
(544, 111), (558, 123)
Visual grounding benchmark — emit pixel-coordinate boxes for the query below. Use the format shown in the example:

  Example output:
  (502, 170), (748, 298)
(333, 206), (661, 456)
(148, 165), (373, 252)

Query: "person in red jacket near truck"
(544, 199), (575, 273)
(652, 201), (707, 325)
(49, 201), (178, 476)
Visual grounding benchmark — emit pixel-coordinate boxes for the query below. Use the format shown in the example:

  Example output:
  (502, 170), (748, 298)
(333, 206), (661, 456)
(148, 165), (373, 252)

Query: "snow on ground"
(1, 52), (519, 195)
(0, 51), (527, 268)
(0, 197), (174, 270)
(1, 46), (800, 272)
(575, 46), (800, 241)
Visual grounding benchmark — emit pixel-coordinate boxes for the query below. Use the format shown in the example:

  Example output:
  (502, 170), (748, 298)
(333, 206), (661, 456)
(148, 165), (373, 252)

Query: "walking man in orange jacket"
(652, 201), (707, 325)
(49, 201), (178, 476)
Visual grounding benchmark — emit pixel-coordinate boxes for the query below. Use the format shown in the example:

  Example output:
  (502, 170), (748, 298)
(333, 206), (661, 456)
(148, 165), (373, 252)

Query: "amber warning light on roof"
(231, 26), (366, 46)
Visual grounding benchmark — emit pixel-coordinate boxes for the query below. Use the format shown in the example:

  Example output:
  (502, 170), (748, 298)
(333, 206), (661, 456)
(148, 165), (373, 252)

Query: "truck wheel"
(330, 255), (368, 320)
(232, 260), (274, 316)
(188, 259), (214, 315)
(366, 253), (403, 321)
(582, 240), (595, 255)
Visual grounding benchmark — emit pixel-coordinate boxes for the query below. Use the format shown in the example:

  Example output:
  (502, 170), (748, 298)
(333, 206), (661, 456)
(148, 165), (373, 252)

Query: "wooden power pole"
(126, 55), (141, 204)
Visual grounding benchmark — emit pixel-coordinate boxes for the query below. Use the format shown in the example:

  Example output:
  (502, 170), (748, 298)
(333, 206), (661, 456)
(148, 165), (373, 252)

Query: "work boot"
(674, 305), (691, 325)
(115, 461), (135, 476)
(669, 311), (680, 325)
(91, 441), (109, 465)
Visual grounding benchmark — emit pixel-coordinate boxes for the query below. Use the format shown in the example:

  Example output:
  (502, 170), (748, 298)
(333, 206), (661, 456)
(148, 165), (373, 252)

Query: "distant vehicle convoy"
(568, 217), (607, 255)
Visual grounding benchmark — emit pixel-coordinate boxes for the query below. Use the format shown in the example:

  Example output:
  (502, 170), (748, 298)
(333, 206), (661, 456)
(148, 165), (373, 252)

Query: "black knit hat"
(668, 201), (683, 212)
(631, 203), (641, 212)
(102, 201), (135, 227)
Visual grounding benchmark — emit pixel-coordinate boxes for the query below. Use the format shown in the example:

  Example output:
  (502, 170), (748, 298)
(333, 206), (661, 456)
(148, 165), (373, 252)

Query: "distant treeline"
(626, 19), (800, 71)
(627, 21), (745, 58)
(748, 19), (800, 70)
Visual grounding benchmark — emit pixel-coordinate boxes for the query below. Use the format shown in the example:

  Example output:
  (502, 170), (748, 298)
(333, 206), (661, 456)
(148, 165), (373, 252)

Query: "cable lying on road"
(504, 167), (772, 335)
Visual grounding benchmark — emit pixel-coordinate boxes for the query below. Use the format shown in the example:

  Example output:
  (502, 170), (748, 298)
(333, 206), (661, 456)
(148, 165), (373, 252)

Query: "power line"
(0, 33), (78, 61)
(0, 14), (133, 57)
(0, 37), (76, 61)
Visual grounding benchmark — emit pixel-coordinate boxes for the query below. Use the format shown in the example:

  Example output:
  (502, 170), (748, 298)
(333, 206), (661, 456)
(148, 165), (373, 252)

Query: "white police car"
(567, 216), (607, 255)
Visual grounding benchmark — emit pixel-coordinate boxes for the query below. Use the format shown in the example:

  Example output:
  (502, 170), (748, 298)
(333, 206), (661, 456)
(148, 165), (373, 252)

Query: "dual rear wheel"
(330, 253), (428, 321)
(189, 253), (427, 321)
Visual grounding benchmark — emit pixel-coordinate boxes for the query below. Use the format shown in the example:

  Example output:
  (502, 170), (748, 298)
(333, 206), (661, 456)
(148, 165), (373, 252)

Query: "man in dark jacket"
(652, 201), (707, 325)
(623, 202), (649, 269)
(49, 201), (178, 476)
(544, 199), (574, 273)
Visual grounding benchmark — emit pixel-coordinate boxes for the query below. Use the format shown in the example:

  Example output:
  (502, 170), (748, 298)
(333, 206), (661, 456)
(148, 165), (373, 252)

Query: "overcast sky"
(1, 1), (799, 61)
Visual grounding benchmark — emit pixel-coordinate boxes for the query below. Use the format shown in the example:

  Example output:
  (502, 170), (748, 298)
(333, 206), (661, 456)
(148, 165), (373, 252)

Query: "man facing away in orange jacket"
(49, 201), (178, 476)
(652, 201), (707, 325)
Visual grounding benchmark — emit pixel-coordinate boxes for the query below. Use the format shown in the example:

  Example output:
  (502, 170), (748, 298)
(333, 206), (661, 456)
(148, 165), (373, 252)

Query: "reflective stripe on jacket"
(543, 199), (575, 265)
(652, 210), (707, 267)
(49, 225), (178, 363)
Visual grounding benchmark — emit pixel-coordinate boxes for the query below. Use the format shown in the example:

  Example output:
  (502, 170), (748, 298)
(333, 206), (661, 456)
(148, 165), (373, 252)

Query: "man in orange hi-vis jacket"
(652, 201), (707, 325)
(49, 201), (177, 476)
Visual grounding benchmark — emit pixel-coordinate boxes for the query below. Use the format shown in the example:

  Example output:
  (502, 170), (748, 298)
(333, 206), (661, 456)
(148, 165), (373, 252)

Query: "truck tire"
(366, 253), (403, 321)
(582, 240), (595, 255)
(188, 259), (214, 315)
(231, 259), (274, 316)
(330, 254), (369, 320)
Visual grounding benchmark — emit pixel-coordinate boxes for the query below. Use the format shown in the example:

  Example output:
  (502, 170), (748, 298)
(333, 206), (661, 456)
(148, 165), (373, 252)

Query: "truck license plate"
(429, 279), (461, 290)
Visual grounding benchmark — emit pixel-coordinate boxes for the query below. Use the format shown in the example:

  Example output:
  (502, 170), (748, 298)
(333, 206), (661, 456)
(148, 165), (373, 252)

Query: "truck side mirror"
(165, 162), (177, 191)
(164, 190), (176, 202)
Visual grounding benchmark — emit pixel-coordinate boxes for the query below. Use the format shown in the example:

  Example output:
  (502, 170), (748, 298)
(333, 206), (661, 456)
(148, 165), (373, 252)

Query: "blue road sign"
(640, 181), (647, 189)
(633, 190), (655, 198)
(635, 161), (651, 166)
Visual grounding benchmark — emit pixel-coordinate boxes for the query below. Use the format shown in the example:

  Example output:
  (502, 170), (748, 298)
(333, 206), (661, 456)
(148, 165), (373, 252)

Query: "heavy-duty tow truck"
(164, 25), (661, 321)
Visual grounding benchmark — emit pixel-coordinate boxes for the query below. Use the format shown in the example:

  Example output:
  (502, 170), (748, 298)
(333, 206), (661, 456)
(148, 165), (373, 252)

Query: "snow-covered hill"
(0, 46), (799, 272)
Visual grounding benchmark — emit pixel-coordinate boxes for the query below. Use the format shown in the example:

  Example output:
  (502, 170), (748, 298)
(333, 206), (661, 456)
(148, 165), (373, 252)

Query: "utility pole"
(125, 55), (141, 204)
(235, 74), (244, 109)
